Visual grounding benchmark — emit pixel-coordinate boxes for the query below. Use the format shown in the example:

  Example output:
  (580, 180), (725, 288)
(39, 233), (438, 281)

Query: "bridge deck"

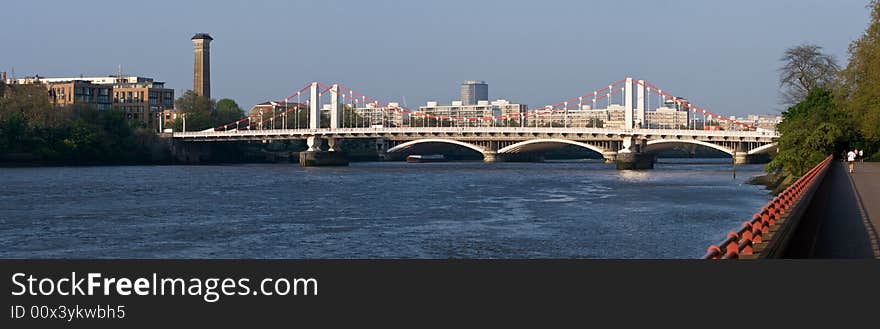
(171, 127), (777, 142)
(811, 161), (880, 258)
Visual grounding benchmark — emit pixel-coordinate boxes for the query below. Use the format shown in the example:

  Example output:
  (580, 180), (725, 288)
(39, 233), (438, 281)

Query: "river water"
(0, 159), (770, 259)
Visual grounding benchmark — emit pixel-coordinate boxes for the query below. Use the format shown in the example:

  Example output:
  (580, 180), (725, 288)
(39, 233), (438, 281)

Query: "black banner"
(1, 260), (878, 327)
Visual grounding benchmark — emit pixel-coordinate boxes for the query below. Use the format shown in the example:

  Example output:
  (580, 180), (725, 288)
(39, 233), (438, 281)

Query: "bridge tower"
(307, 82), (321, 151)
(624, 77), (634, 130)
(636, 79), (645, 128)
(617, 78), (652, 169)
(330, 84), (341, 130)
(328, 84), (342, 152)
(309, 82), (320, 130)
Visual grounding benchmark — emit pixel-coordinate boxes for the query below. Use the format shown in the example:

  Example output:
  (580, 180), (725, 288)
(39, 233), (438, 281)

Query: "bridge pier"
(483, 151), (500, 163)
(306, 136), (321, 152)
(602, 151), (618, 164)
(616, 151), (653, 170)
(615, 137), (652, 169)
(299, 136), (349, 167)
(734, 151), (749, 165)
(376, 138), (389, 161)
(733, 152), (768, 165)
(299, 150), (349, 167)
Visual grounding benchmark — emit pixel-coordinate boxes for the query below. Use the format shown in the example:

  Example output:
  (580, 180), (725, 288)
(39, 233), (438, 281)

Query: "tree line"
(0, 83), (245, 164)
(770, 0), (880, 177)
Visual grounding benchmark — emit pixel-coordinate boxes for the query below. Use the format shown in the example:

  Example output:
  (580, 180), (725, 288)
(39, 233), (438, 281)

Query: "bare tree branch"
(778, 43), (840, 105)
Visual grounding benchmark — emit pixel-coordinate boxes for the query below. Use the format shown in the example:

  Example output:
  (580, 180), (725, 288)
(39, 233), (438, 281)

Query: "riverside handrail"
(703, 155), (834, 259)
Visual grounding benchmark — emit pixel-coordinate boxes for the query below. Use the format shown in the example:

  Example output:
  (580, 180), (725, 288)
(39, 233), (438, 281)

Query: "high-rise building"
(460, 80), (488, 105)
(192, 33), (213, 98)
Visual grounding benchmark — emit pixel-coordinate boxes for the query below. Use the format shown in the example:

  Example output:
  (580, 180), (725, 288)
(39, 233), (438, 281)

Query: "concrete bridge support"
(299, 136), (349, 167)
(602, 151), (618, 164)
(299, 150), (349, 167)
(733, 152), (769, 165)
(376, 138), (389, 160)
(734, 151), (749, 165)
(615, 152), (654, 170)
(616, 136), (652, 169)
(306, 136), (321, 152)
(483, 151), (500, 163)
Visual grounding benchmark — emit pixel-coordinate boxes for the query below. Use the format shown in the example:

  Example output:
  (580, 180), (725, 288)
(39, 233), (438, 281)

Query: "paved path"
(811, 161), (880, 258)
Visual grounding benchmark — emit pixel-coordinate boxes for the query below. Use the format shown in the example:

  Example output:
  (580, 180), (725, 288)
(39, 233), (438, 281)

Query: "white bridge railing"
(173, 127), (778, 139)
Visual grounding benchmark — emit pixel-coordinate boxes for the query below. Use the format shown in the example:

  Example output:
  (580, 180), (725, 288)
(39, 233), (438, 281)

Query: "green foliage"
(768, 88), (855, 177)
(215, 98), (244, 126)
(0, 83), (167, 164)
(837, 1), (880, 152)
(171, 90), (215, 131)
(771, 3), (880, 176)
(171, 92), (248, 131)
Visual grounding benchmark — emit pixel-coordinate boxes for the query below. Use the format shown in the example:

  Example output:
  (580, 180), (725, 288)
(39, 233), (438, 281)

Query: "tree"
(838, 1), (880, 154)
(768, 88), (855, 177)
(0, 83), (54, 129)
(215, 98), (244, 126)
(779, 44), (840, 105)
(172, 90), (215, 131)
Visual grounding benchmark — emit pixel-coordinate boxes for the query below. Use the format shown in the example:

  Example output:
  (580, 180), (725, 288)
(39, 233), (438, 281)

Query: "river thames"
(0, 159), (771, 258)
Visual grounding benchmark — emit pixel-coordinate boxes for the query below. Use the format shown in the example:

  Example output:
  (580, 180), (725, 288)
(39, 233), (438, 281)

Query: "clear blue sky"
(0, 0), (871, 116)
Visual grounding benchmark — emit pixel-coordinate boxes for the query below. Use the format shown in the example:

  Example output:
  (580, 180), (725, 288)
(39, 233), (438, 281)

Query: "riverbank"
(746, 170), (793, 194)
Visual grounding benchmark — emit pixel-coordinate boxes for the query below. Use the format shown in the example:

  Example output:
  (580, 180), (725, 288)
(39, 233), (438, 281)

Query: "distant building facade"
(46, 80), (113, 110)
(113, 78), (174, 129)
(351, 102), (406, 127)
(644, 106), (690, 129)
(419, 99), (527, 127)
(160, 109), (179, 131)
(460, 80), (488, 106)
(16, 75), (174, 129)
(727, 114), (783, 131)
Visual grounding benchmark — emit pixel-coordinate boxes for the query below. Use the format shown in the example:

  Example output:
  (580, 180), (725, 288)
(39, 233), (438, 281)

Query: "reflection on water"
(0, 158), (770, 259)
(616, 170), (651, 182)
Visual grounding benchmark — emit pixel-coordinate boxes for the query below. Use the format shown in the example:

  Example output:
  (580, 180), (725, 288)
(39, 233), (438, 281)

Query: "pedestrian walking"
(847, 149), (856, 173)
(859, 149), (864, 162)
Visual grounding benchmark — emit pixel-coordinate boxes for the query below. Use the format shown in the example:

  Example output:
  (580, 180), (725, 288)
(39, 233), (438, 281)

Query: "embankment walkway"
(811, 161), (880, 258)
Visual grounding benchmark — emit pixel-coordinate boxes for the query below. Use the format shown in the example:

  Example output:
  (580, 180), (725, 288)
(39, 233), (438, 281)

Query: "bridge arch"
(747, 142), (777, 155)
(643, 139), (734, 156)
(497, 138), (608, 156)
(386, 139), (487, 154)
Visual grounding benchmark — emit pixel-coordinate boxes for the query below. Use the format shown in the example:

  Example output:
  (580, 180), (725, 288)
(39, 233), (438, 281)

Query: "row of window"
(113, 91), (173, 105)
(47, 86), (172, 110)
(122, 106), (145, 113)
